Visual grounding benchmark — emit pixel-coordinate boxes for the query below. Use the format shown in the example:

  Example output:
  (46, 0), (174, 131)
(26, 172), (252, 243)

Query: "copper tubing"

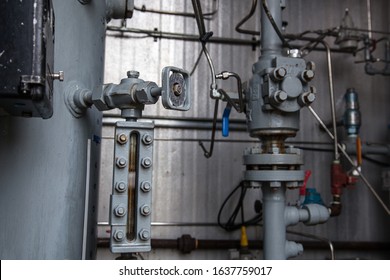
(356, 136), (363, 166)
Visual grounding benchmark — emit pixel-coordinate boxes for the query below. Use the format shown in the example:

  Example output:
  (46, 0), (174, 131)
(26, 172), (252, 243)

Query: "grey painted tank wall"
(0, 0), (105, 259)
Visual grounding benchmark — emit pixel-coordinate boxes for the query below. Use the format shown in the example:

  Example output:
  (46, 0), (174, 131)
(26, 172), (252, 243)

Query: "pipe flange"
(244, 170), (305, 182)
(243, 153), (303, 165)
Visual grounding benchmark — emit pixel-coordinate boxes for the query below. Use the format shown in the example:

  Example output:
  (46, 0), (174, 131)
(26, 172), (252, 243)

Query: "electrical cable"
(190, 48), (204, 76)
(198, 99), (219, 158)
(235, 0), (260, 36)
(218, 181), (262, 232)
(261, 0), (291, 48)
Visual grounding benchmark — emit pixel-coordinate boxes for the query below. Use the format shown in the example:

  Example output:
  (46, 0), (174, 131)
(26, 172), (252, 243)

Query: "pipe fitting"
(106, 0), (134, 21)
(302, 204), (330, 225)
(285, 241), (303, 258)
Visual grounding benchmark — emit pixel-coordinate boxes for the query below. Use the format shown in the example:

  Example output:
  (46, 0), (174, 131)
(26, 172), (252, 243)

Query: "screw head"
(141, 157), (152, 168)
(113, 230), (125, 241)
(140, 205), (151, 216)
(115, 205), (126, 217)
(139, 229), (150, 241)
(141, 181), (151, 192)
(116, 157), (127, 168)
(115, 182), (127, 193)
(142, 134), (153, 145)
(117, 133), (128, 144)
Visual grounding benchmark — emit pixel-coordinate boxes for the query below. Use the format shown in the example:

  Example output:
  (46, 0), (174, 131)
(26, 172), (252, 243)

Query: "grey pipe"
(262, 185), (287, 259)
(260, 0), (282, 56)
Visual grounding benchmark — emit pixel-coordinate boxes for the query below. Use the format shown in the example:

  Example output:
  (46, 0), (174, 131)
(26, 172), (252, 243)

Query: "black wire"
(198, 99), (219, 158)
(261, 0), (291, 49)
(190, 48), (204, 76)
(218, 181), (263, 232)
(191, 0), (207, 39)
(236, 0), (260, 36)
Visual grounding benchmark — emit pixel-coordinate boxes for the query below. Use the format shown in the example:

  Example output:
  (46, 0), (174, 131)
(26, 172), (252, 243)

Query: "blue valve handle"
(222, 104), (232, 137)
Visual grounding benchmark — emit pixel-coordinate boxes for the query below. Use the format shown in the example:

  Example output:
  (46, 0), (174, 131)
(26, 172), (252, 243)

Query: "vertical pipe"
(260, 0), (282, 56)
(322, 41), (339, 161)
(262, 185), (287, 259)
(366, 0), (372, 40)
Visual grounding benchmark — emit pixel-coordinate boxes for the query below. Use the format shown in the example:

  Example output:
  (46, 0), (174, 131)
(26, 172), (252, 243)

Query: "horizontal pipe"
(345, 142), (390, 156)
(102, 116), (248, 131)
(97, 238), (390, 252)
(107, 26), (259, 46)
(106, 26), (352, 53)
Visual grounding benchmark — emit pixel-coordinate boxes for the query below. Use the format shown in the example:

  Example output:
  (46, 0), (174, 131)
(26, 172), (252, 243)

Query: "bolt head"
(275, 90), (288, 102)
(141, 157), (152, 168)
(139, 229), (150, 241)
(275, 67), (287, 79)
(116, 157), (127, 168)
(115, 182), (127, 192)
(141, 205), (151, 216)
(141, 181), (151, 192)
(303, 70), (315, 81)
(114, 230), (125, 241)
(117, 133), (128, 144)
(142, 134), (153, 145)
(115, 206), (126, 217)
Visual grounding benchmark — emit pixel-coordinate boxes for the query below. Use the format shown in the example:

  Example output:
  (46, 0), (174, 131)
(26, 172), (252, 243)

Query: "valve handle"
(161, 66), (191, 111)
(222, 104), (232, 137)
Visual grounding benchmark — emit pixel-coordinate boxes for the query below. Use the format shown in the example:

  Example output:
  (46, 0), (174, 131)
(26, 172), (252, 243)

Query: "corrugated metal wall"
(97, 0), (390, 259)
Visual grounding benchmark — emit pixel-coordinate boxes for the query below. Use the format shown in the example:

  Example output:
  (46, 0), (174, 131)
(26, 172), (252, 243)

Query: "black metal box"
(0, 0), (55, 119)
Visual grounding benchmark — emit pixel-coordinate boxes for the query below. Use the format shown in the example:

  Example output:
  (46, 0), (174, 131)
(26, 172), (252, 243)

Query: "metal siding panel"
(99, 0), (390, 259)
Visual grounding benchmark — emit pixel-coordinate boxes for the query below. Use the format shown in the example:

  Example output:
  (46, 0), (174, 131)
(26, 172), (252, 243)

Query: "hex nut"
(117, 133), (128, 144)
(141, 157), (152, 168)
(141, 181), (151, 192)
(142, 134), (153, 145)
(114, 205), (126, 217)
(115, 182), (127, 193)
(135, 82), (158, 105)
(114, 230), (125, 242)
(116, 157), (127, 168)
(303, 70), (315, 81)
(140, 205), (151, 216)
(275, 67), (287, 80)
(139, 229), (150, 241)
